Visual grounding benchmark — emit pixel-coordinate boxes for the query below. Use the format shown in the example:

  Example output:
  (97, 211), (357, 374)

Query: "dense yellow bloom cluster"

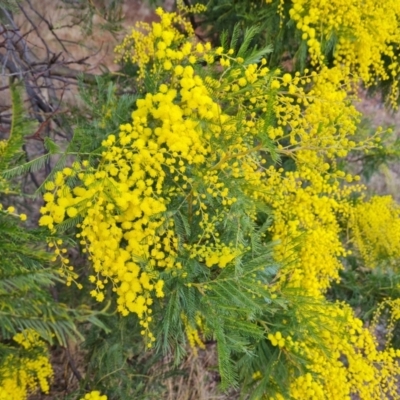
(38, 7), (400, 396)
(115, 8), (195, 79)
(181, 312), (205, 354)
(260, 66), (368, 296)
(372, 298), (400, 346)
(0, 330), (53, 400)
(264, 167), (352, 296)
(80, 391), (107, 400)
(42, 7), (372, 309)
(268, 302), (400, 399)
(286, 0), (400, 106)
(41, 8), (262, 342)
(351, 195), (400, 268)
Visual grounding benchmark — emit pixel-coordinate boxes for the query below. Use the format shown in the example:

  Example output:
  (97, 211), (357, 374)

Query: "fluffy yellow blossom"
(351, 196), (400, 267)
(0, 330), (53, 399)
(80, 391), (107, 400)
(269, 301), (400, 399)
(285, 0), (400, 106)
(115, 8), (194, 80)
(182, 313), (205, 355)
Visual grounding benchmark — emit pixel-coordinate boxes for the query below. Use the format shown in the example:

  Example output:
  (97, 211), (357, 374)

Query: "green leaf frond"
(2, 153), (51, 180)
(0, 81), (37, 172)
(0, 211), (107, 346)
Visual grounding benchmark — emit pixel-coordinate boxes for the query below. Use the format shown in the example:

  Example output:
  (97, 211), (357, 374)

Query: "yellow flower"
(81, 391), (108, 400)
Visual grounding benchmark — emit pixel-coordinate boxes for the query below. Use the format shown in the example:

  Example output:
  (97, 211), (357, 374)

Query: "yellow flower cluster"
(41, 8), (261, 342)
(255, 66), (368, 296)
(181, 312), (205, 355)
(372, 298), (400, 346)
(268, 302), (400, 399)
(80, 391), (107, 400)
(47, 237), (81, 288)
(263, 164), (362, 296)
(0, 203), (27, 221)
(115, 8), (195, 79)
(351, 195), (400, 268)
(267, 331), (285, 347)
(255, 66), (400, 395)
(0, 330), (53, 400)
(286, 0), (400, 106)
(260, 169), (400, 397)
(176, 0), (207, 15)
(38, 7), (400, 395)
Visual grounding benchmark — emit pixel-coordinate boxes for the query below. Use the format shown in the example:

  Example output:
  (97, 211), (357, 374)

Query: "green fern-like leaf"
(0, 81), (37, 172)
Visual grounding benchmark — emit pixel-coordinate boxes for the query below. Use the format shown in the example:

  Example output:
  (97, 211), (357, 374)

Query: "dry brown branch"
(0, 1), (113, 194)
(0, 3), (101, 130)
